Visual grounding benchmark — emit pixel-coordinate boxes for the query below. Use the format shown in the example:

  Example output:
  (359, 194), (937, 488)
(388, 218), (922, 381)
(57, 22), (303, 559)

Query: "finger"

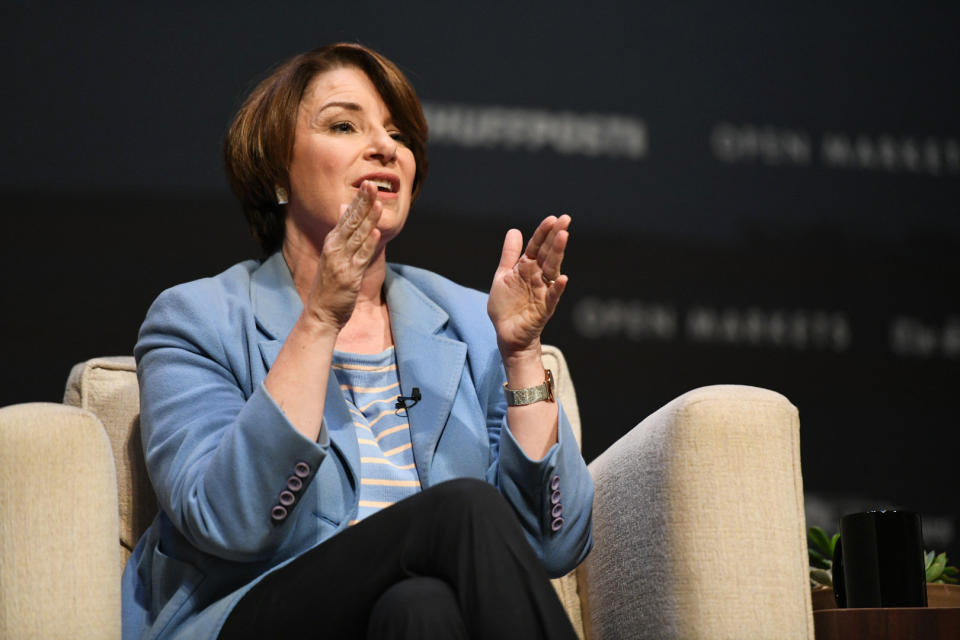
(540, 228), (569, 281)
(497, 229), (524, 272)
(523, 216), (558, 260)
(345, 199), (383, 252)
(536, 214), (571, 270)
(516, 254), (541, 282)
(339, 181), (377, 232)
(339, 183), (382, 248)
(544, 274), (569, 313)
(354, 227), (382, 266)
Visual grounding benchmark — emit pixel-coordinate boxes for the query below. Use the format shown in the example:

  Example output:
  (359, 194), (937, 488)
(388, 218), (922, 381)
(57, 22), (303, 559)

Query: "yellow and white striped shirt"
(332, 347), (421, 524)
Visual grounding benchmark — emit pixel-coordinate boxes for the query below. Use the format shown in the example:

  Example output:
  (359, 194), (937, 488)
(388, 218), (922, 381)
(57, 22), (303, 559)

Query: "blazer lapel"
(250, 253), (361, 491)
(250, 252), (303, 343)
(384, 267), (467, 488)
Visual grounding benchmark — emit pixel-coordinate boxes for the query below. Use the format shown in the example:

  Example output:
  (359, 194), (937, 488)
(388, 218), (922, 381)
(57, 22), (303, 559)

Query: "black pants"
(218, 478), (577, 640)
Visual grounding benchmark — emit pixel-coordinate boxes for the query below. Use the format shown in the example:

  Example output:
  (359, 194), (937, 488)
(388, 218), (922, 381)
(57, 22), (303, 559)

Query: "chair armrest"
(542, 344), (582, 448)
(0, 402), (121, 639)
(578, 385), (813, 640)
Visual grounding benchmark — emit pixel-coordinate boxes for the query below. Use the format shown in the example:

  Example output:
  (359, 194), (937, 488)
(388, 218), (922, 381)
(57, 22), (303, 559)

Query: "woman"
(123, 43), (593, 639)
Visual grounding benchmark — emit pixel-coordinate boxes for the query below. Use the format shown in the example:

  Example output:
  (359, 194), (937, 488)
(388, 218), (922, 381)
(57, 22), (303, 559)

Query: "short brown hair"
(224, 43), (429, 255)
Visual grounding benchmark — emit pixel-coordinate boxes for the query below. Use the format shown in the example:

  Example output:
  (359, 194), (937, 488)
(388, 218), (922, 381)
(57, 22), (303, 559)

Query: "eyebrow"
(317, 101), (362, 114)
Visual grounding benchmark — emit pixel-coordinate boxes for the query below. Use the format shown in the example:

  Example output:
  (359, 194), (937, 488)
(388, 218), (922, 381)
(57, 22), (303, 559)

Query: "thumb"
(497, 229), (523, 272)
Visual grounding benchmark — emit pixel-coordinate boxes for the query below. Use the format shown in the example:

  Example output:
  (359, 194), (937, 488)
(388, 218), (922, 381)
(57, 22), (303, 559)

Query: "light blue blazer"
(122, 252), (594, 639)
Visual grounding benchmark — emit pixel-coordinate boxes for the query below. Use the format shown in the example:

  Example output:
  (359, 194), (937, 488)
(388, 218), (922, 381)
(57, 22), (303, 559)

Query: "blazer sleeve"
(484, 366), (594, 578)
(135, 283), (329, 562)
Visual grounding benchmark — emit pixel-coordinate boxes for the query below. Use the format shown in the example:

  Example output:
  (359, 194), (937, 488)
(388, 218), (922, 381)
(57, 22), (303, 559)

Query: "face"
(284, 66), (416, 250)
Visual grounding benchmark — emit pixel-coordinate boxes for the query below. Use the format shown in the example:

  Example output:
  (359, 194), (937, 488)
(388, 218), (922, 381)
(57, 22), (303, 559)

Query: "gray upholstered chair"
(0, 346), (814, 638)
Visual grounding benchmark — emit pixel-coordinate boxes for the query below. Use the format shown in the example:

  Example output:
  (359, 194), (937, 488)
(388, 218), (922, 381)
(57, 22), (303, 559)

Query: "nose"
(366, 128), (398, 164)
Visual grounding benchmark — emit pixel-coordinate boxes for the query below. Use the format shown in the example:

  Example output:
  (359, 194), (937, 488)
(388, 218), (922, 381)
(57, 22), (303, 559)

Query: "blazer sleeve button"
(279, 490), (296, 507)
(550, 489), (561, 505)
(287, 476), (303, 492)
(271, 505), (288, 523)
(551, 516), (564, 532)
(550, 474), (561, 491)
(294, 461), (311, 478)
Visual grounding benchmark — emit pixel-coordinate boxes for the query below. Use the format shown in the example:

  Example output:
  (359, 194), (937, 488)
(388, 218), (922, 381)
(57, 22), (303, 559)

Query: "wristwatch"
(503, 369), (555, 406)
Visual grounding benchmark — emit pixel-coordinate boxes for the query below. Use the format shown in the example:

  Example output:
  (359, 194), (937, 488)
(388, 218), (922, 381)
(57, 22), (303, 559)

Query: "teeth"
(368, 178), (393, 192)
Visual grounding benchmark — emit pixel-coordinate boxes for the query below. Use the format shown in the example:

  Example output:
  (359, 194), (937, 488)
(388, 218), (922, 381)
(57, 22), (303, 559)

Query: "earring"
(275, 186), (289, 205)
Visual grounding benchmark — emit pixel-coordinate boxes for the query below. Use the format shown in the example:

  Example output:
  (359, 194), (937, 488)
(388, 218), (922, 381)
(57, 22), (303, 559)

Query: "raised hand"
(487, 215), (571, 360)
(304, 181), (384, 331)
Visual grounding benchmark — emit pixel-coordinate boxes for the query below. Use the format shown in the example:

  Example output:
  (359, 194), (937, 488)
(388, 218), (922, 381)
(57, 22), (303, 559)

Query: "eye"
(389, 131), (411, 146)
(330, 121), (356, 134)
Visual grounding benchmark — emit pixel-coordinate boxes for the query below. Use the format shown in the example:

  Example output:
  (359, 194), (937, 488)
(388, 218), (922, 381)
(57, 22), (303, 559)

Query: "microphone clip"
(395, 387), (421, 415)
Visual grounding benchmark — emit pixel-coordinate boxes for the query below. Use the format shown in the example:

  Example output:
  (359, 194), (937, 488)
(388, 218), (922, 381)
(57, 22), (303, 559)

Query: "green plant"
(808, 526), (960, 587)
(808, 526), (839, 588)
(925, 550), (959, 584)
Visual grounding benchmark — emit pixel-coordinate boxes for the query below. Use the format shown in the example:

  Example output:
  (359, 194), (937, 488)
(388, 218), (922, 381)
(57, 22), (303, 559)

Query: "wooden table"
(814, 607), (960, 640)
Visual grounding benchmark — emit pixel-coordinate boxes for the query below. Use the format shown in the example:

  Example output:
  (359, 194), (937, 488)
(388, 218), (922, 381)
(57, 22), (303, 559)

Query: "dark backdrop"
(2, 2), (957, 559)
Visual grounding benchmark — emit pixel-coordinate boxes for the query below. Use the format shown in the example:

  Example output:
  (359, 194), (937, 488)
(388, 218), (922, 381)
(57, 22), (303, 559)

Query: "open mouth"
(354, 175), (399, 193)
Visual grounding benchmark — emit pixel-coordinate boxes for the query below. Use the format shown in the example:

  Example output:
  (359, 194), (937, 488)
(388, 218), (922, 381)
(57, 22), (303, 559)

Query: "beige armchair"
(0, 346), (813, 639)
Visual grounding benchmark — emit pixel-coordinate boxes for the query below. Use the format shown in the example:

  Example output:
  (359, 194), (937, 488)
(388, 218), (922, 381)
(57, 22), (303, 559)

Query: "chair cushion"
(541, 344), (582, 449)
(64, 357), (156, 568)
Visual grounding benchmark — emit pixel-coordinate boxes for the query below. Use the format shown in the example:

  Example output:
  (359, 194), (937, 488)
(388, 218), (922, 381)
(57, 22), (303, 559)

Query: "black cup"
(832, 510), (927, 608)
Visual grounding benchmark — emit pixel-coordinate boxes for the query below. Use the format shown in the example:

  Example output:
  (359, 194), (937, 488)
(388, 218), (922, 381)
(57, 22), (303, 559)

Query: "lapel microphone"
(395, 387), (421, 411)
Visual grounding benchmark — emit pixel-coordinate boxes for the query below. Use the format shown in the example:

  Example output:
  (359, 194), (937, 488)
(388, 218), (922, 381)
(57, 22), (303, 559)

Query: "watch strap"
(503, 369), (555, 406)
